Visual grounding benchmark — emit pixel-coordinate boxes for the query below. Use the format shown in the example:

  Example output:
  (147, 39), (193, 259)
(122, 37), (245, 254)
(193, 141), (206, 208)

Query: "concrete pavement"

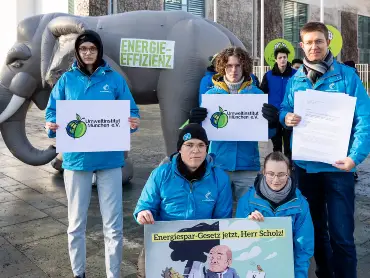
(0, 104), (369, 277)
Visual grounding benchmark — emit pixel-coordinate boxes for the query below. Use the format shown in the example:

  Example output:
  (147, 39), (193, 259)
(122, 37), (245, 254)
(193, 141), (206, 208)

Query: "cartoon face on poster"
(264, 39), (295, 68)
(326, 25), (343, 57)
(145, 218), (294, 278)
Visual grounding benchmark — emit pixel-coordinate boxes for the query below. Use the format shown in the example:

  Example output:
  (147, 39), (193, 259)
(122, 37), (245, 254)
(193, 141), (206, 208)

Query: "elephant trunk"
(0, 99), (57, 165)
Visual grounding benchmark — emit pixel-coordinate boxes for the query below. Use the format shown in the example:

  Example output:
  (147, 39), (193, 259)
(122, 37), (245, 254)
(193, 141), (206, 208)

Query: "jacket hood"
(74, 30), (105, 75)
(206, 65), (216, 73)
(211, 73), (253, 93)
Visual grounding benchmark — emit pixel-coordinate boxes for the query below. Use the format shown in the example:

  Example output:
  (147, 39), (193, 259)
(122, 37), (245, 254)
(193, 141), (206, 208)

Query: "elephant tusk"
(0, 95), (26, 124)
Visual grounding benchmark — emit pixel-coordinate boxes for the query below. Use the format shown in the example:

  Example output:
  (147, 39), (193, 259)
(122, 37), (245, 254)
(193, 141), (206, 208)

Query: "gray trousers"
(64, 168), (123, 278)
(226, 170), (259, 201)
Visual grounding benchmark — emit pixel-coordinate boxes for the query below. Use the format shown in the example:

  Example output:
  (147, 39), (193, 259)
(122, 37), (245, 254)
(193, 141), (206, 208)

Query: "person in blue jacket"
(45, 30), (140, 278)
(280, 22), (370, 278)
(236, 151), (314, 278)
(260, 47), (297, 160)
(199, 53), (260, 103)
(134, 123), (232, 278)
(189, 47), (279, 201)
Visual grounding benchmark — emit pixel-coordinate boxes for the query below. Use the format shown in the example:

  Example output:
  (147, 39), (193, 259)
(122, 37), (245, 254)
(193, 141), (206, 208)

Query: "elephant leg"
(157, 27), (206, 155)
(122, 154), (133, 185)
(157, 18), (232, 156)
(51, 153), (63, 172)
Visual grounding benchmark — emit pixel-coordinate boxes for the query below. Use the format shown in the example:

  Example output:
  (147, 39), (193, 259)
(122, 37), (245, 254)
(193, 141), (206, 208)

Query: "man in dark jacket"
(260, 47), (297, 160)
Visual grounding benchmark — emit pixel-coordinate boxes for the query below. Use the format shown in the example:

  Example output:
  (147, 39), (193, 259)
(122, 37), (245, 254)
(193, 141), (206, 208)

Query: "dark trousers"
(271, 122), (292, 160)
(295, 165), (357, 278)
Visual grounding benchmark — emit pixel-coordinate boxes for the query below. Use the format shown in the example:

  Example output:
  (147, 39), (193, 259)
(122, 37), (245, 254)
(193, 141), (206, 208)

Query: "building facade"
(69, 0), (370, 65)
(0, 0), (69, 65)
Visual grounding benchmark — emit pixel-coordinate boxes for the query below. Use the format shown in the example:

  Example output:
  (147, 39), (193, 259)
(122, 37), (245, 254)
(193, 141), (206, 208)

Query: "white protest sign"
(201, 94), (268, 141)
(120, 38), (175, 69)
(56, 100), (130, 152)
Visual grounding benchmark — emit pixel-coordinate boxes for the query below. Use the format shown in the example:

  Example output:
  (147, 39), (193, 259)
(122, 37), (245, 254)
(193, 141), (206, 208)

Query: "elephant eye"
(10, 60), (23, 68)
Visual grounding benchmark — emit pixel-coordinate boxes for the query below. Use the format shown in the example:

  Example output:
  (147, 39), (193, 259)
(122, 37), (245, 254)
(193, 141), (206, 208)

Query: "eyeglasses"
(79, 46), (98, 54)
(303, 40), (326, 47)
(182, 143), (207, 152)
(265, 172), (288, 180)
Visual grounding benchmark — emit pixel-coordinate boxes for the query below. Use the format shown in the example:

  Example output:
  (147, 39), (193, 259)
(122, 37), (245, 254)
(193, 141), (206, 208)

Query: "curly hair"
(215, 47), (253, 77)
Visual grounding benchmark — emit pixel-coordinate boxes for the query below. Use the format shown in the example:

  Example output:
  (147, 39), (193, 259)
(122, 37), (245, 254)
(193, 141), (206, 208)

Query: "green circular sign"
(326, 25), (343, 57)
(264, 39), (295, 68)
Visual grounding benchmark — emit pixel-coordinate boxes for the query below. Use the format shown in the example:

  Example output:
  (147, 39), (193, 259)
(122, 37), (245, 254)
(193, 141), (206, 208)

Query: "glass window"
(68, 0), (74, 14)
(358, 15), (370, 64)
(164, 0), (205, 17)
(283, 0), (308, 59)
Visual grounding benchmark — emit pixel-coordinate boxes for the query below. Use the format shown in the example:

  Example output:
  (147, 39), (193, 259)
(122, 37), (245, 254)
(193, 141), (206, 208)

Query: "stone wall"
(117, 0), (162, 13)
(75, 0), (90, 16)
(206, 0), (254, 55)
(256, 0), (284, 64)
(75, 0), (108, 16)
(74, 0), (162, 16)
(341, 11), (359, 63)
(309, 5), (339, 26)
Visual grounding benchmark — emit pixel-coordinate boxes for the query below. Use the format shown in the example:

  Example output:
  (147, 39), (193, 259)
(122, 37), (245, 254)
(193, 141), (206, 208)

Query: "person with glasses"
(189, 47), (279, 201)
(45, 30), (140, 278)
(280, 22), (370, 278)
(133, 123), (232, 278)
(236, 151), (314, 278)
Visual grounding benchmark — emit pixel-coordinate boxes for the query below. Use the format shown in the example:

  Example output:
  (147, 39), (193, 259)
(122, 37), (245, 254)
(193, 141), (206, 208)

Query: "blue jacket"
(199, 69), (259, 104)
(260, 63), (297, 108)
(45, 61), (140, 171)
(280, 60), (370, 173)
(236, 186), (314, 278)
(202, 75), (271, 172)
(133, 154), (232, 222)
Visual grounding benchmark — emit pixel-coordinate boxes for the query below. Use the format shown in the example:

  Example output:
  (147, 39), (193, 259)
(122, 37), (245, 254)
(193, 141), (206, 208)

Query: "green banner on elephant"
(120, 38), (175, 69)
(264, 39), (295, 68)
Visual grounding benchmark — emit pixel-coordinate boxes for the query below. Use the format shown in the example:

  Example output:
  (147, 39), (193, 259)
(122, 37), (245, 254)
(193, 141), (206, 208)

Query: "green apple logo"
(210, 106), (228, 129)
(66, 114), (87, 138)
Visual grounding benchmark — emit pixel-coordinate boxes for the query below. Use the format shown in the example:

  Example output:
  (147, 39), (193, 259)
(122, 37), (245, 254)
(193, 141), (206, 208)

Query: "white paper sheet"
(201, 94), (268, 141)
(292, 90), (356, 164)
(56, 100), (130, 152)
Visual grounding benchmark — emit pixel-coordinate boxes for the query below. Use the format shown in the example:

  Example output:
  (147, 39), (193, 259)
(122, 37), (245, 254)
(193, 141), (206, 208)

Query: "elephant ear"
(41, 16), (88, 88)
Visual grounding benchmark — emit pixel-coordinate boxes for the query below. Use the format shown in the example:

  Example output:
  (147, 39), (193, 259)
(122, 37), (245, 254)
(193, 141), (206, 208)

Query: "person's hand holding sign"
(248, 210), (265, 222)
(137, 210), (155, 224)
(45, 122), (59, 132)
(285, 112), (302, 127)
(129, 117), (140, 129)
(189, 107), (208, 124)
(262, 103), (279, 128)
(333, 157), (356, 172)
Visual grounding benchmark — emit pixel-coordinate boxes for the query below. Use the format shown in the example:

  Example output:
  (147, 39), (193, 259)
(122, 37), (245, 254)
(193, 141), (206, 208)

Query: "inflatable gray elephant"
(0, 10), (244, 183)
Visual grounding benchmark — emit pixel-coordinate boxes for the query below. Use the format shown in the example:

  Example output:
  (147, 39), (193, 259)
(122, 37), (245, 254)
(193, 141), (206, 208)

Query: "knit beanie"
(177, 124), (209, 151)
